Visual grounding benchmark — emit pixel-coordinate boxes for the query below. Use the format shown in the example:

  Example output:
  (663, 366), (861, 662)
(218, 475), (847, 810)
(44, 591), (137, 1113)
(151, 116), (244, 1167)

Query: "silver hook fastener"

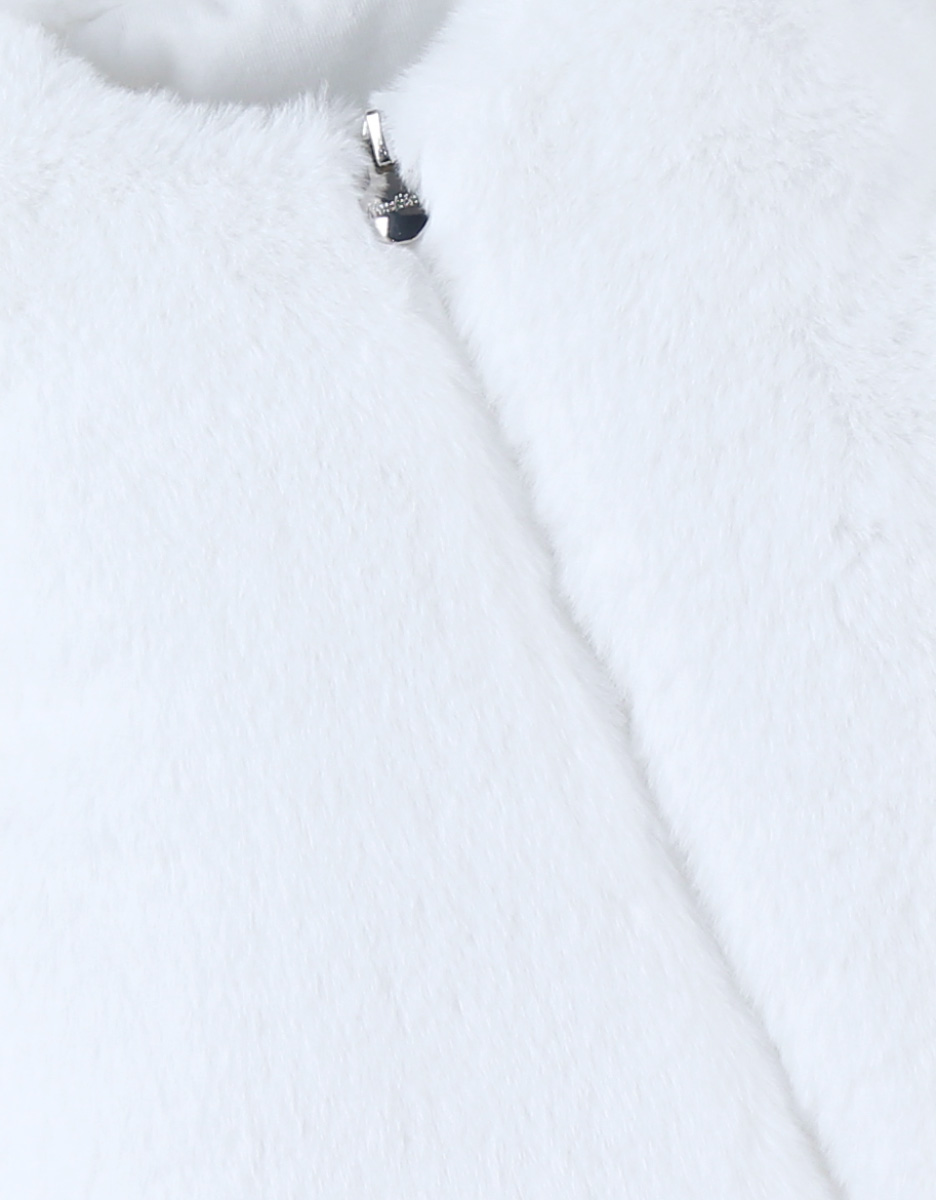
(362, 110), (429, 244)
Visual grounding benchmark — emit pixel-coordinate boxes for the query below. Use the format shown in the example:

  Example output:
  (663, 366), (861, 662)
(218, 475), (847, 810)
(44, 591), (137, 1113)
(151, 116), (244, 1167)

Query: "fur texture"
(0, 17), (839, 1199)
(381, 2), (936, 1196)
(0, 0), (453, 99)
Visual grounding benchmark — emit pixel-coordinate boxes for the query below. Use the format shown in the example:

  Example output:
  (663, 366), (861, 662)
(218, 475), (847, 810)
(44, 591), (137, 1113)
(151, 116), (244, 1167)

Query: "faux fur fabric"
(0, 17), (839, 1200)
(381, 2), (936, 1197)
(0, 0), (453, 99)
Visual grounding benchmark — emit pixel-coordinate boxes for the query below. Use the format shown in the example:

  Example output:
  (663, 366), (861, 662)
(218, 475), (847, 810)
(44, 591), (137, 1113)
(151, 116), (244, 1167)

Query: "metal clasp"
(362, 110), (428, 244)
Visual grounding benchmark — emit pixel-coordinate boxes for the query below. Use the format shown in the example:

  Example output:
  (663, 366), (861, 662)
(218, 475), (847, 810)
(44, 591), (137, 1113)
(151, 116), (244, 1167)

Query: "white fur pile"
(383, 2), (936, 1196)
(0, 0), (453, 99)
(0, 16), (840, 1199)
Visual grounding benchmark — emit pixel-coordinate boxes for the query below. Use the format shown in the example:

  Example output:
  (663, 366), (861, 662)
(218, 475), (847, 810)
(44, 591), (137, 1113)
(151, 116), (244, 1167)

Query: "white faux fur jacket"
(1, 2), (935, 1197)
